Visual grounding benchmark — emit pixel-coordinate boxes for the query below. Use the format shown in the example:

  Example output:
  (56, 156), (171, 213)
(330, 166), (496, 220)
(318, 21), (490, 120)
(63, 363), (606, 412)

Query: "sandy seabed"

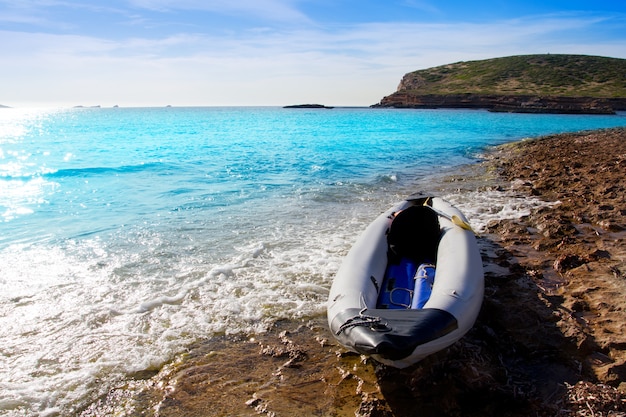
(83, 128), (626, 417)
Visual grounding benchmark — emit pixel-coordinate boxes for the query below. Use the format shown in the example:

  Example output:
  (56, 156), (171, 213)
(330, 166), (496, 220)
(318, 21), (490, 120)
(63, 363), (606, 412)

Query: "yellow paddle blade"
(451, 215), (474, 233)
(422, 197), (476, 234)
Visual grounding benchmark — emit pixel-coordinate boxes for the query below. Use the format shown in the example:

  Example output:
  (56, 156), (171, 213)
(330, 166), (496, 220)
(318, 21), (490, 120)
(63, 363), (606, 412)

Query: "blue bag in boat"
(377, 258), (418, 309)
(411, 264), (435, 309)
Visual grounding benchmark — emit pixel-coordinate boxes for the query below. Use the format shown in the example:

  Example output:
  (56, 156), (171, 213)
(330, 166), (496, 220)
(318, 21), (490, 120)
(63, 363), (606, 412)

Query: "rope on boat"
(335, 308), (390, 335)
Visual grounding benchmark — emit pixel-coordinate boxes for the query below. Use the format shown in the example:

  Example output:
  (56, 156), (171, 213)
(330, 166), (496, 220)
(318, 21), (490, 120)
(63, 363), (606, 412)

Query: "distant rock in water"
(283, 104), (334, 109)
(0, 104), (11, 108)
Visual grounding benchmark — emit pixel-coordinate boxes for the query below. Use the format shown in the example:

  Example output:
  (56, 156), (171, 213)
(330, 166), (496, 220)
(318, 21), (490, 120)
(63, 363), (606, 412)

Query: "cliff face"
(374, 92), (626, 114)
(373, 54), (626, 114)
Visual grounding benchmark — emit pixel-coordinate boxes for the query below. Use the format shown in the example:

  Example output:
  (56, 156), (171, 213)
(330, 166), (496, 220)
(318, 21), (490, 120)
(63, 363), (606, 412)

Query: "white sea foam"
(0, 183), (554, 414)
(443, 187), (560, 233)
(0, 206), (357, 416)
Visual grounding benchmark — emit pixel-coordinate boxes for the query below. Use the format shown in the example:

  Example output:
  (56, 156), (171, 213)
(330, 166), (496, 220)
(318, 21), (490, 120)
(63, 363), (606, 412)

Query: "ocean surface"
(1, 106), (625, 416)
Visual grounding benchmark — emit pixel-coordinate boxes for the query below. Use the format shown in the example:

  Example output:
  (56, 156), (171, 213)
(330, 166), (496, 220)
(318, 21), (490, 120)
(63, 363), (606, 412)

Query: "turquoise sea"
(1, 106), (625, 416)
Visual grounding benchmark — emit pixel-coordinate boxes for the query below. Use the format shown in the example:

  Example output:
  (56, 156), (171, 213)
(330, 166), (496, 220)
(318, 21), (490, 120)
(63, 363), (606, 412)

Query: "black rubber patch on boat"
(331, 308), (458, 360)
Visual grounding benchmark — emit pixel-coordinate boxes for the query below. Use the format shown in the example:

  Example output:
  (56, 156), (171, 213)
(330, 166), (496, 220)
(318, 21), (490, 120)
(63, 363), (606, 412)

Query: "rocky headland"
(373, 54), (626, 114)
(375, 92), (626, 114)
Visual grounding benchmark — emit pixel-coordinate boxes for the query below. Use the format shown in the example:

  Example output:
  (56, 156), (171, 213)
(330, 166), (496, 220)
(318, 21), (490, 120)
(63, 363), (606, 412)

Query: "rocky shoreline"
(372, 93), (626, 114)
(83, 128), (626, 417)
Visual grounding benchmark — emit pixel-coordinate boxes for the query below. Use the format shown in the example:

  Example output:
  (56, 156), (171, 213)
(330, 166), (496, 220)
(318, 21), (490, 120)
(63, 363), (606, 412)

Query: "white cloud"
(401, 0), (441, 15)
(128, 0), (311, 23)
(1, 13), (625, 107)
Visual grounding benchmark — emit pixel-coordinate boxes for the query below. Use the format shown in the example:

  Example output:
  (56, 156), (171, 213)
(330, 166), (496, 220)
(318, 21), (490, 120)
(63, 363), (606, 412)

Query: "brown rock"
(372, 93), (623, 114)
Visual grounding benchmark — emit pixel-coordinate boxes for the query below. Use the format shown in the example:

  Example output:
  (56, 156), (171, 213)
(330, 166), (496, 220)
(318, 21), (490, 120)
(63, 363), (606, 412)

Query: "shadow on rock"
(375, 235), (583, 417)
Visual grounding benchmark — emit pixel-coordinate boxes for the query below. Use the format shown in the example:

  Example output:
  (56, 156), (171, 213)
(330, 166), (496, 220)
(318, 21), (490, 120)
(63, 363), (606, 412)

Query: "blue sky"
(1, 0), (626, 107)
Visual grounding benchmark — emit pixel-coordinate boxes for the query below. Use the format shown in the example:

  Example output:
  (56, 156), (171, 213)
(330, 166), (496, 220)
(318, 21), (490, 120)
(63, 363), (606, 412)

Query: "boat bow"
(330, 307), (458, 360)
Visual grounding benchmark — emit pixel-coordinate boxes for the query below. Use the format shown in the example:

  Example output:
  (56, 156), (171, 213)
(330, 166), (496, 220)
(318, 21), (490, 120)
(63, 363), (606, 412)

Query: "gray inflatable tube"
(327, 195), (484, 368)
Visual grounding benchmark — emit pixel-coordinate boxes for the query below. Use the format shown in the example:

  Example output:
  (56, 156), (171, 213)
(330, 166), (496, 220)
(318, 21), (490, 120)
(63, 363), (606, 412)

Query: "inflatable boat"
(327, 193), (484, 368)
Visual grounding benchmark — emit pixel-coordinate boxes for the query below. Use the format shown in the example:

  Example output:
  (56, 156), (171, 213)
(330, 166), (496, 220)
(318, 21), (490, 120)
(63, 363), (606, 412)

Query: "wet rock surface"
(82, 128), (626, 416)
(373, 93), (626, 114)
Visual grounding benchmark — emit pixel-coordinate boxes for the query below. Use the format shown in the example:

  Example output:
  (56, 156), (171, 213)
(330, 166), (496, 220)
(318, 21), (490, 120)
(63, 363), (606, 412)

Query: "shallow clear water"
(1, 106), (625, 415)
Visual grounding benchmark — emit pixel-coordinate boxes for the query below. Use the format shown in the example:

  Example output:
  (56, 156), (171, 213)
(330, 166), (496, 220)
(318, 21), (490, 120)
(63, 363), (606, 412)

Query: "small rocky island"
(283, 104), (334, 109)
(373, 54), (626, 114)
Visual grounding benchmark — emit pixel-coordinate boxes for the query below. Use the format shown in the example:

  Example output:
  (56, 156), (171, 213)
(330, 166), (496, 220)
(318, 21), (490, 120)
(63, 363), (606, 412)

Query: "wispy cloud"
(128, 0), (311, 23)
(0, 1), (133, 32)
(401, 0), (441, 15)
(1, 9), (625, 106)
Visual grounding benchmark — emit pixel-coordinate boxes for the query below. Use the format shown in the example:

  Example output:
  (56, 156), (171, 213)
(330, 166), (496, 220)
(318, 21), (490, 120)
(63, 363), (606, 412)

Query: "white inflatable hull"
(327, 194), (484, 368)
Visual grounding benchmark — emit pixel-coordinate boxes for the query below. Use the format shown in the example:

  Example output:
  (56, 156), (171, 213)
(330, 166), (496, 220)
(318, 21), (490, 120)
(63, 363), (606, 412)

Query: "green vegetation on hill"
(399, 54), (626, 98)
